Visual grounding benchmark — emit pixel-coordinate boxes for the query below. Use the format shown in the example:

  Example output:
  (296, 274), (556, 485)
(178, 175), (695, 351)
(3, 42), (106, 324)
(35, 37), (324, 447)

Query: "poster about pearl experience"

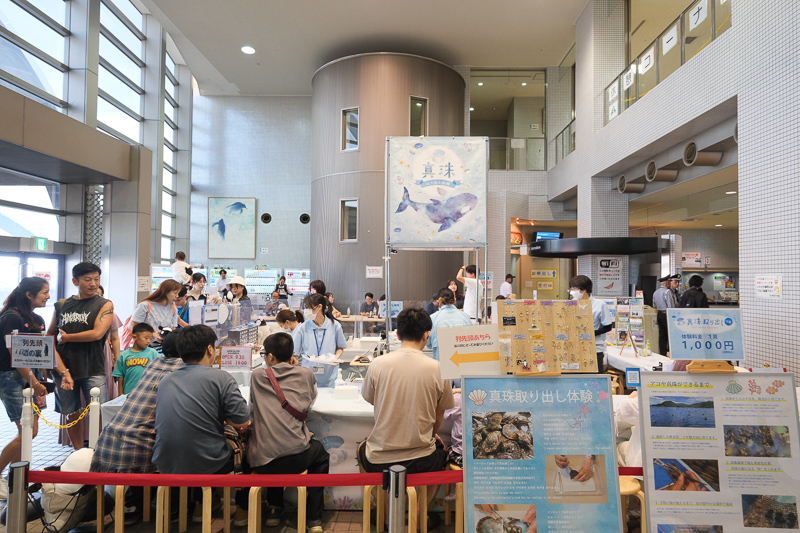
(639, 372), (800, 532)
(387, 137), (487, 247)
(463, 376), (622, 533)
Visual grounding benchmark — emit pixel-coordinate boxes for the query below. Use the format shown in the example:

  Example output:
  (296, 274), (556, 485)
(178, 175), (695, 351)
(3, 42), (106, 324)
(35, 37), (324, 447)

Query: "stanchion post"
(7, 461), (29, 533)
(89, 386), (101, 448)
(20, 388), (33, 463)
(387, 465), (407, 533)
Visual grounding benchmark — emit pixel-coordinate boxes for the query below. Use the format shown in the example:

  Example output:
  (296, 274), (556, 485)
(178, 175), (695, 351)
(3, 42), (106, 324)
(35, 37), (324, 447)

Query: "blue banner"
(667, 308), (744, 360)
(463, 376), (621, 533)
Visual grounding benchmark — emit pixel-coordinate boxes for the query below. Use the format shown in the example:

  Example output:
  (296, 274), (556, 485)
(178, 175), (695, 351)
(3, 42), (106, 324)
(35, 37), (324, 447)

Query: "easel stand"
(686, 360), (736, 373)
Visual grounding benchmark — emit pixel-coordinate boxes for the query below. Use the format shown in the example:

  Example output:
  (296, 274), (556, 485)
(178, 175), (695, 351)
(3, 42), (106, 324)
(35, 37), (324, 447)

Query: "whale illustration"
(225, 202), (247, 215)
(212, 218), (226, 239)
(395, 187), (478, 232)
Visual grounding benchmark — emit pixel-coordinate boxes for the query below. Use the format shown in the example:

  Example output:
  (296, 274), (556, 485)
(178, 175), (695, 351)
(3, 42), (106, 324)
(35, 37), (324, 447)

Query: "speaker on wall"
(261, 213), (272, 224)
(300, 213), (310, 224)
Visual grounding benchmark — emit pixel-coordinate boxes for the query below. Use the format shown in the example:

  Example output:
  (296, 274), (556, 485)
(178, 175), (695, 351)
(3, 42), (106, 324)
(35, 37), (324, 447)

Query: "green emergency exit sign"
(34, 237), (47, 251)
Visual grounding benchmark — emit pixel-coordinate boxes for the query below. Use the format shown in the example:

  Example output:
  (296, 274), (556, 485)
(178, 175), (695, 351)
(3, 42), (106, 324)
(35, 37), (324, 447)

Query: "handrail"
(487, 137), (546, 171)
(554, 119), (576, 164)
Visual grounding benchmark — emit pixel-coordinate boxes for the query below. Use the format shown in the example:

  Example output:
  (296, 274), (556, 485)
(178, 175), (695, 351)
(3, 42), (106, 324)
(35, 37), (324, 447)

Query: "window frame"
(409, 96), (428, 137)
(341, 107), (359, 152)
(339, 198), (359, 243)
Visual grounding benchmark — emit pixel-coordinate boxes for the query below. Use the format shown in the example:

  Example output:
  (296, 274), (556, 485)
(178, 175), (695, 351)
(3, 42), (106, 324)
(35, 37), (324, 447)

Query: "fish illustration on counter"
(395, 187), (478, 232)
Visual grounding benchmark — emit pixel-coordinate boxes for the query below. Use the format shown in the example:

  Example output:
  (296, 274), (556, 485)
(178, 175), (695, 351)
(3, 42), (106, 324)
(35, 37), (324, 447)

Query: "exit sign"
(34, 237), (47, 252)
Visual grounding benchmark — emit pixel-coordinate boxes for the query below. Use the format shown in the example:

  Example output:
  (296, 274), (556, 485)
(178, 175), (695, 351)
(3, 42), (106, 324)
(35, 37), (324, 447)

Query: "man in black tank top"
(47, 262), (114, 450)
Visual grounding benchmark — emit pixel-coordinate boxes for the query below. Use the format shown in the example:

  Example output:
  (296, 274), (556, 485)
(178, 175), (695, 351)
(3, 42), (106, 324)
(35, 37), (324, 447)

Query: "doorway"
(0, 252), (64, 325)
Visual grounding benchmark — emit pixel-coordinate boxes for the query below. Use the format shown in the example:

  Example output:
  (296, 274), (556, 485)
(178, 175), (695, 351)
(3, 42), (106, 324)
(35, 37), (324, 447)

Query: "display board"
(639, 371), (800, 531)
(244, 268), (281, 295)
(386, 137), (488, 247)
(150, 264), (173, 291)
(616, 297), (645, 345)
(667, 308), (744, 360)
(438, 324), (500, 380)
(284, 268), (310, 294)
(463, 375), (622, 532)
(497, 300), (597, 373)
(208, 268), (237, 294)
(10, 334), (55, 369)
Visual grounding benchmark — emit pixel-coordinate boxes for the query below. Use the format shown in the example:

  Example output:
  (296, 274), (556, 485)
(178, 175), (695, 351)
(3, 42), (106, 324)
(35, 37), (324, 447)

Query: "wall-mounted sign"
(537, 281), (554, 291)
(34, 237), (47, 252)
(755, 274), (782, 300)
(438, 324), (500, 380)
(662, 24), (678, 55)
(687, 0), (708, 32)
(639, 46), (655, 74)
(595, 257), (623, 297)
(682, 252), (702, 268)
(607, 82), (619, 102)
(365, 265), (383, 279)
(622, 64), (636, 92)
(530, 269), (557, 279)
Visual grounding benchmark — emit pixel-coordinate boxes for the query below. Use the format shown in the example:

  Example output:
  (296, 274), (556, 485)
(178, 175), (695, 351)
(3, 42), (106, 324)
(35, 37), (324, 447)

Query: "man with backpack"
(48, 262), (114, 450)
(679, 275), (710, 308)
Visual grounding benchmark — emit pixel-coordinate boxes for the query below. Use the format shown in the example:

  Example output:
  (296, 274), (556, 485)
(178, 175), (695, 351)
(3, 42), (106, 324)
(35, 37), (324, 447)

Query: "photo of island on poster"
(649, 395), (715, 428)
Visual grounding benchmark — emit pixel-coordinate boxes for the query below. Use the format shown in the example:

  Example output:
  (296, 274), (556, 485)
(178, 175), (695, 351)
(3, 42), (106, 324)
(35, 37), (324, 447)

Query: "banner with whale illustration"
(208, 197), (256, 259)
(387, 137), (488, 247)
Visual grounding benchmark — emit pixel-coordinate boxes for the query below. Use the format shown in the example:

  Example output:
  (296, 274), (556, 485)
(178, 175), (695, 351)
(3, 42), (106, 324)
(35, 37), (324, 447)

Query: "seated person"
(264, 291), (283, 317)
(91, 332), (184, 522)
(360, 308), (454, 529)
(153, 325), (250, 514)
(325, 292), (342, 318)
(234, 333), (328, 532)
(443, 388), (462, 503)
(112, 323), (157, 394)
(424, 293), (440, 316)
(360, 292), (379, 316)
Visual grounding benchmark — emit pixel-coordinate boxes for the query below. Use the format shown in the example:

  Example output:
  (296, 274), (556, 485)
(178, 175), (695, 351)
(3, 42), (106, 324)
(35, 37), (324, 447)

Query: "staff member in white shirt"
(292, 293), (347, 387)
(456, 264), (484, 323)
(215, 269), (229, 296)
(170, 251), (191, 284)
(569, 275), (613, 372)
(500, 273), (515, 298)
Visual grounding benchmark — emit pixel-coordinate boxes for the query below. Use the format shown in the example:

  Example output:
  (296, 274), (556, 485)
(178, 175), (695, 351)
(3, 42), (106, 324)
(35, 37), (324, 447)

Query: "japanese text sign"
(667, 308), (744, 360)
(220, 346), (251, 371)
(11, 334), (55, 369)
(439, 324), (500, 380)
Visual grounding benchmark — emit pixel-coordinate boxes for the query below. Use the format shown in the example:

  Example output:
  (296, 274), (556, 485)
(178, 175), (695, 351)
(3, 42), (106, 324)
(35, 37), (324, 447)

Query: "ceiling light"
(241, 46), (255, 54)
(469, 107), (474, 111)
(725, 191), (737, 194)
(416, 102), (422, 107)
(521, 82), (527, 86)
(477, 82), (483, 86)
(715, 224), (722, 227)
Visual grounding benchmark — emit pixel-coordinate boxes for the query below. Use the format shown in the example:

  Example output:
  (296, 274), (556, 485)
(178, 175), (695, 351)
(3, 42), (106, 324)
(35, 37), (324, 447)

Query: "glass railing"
(488, 137), (546, 171)
(554, 120), (576, 164)
(605, 0), (732, 125)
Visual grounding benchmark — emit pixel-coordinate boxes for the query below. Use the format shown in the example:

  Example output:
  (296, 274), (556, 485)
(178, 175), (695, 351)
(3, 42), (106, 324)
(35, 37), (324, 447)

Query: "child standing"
(113, 323), (158, 394)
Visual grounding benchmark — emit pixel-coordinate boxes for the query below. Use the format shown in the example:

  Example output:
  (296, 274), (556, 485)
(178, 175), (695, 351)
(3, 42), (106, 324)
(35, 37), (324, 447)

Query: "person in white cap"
(500, 274), (515, 298)
(226, 276), (250, 302)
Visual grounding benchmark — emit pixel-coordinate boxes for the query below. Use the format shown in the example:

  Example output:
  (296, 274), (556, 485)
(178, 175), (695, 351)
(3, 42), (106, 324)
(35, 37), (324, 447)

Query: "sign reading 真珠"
(11, 334), (55, 369)
(667, 308), (744, 360)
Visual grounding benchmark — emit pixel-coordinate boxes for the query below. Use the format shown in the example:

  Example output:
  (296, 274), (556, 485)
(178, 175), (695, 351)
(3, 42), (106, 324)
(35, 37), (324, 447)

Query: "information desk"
(337, 315), (385, 336)
(605, 345), (672, 372)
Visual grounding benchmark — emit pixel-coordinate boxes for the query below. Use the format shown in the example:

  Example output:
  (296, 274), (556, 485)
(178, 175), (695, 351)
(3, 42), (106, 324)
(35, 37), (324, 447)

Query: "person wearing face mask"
(225, 276), (250, 302)
(568, 275), (613, 372)
(292, 293), (347, 387)
(276, 309), (304, 335)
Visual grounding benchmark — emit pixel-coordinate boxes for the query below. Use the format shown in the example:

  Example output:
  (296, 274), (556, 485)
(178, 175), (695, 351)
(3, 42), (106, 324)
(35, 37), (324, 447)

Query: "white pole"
(20, 388), (33, 463)
(88, 386), (101, 448)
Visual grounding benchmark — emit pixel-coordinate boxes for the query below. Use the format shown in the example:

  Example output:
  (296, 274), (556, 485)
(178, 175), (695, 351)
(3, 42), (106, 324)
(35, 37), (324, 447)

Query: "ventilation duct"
(682, 141), (723, 167)
(645, 160), (678, 182)
(617, 175), (645, 193)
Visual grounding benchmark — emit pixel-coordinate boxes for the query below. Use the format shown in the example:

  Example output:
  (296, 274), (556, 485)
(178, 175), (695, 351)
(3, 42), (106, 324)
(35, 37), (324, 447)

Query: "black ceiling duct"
(529, 237), (658, 258)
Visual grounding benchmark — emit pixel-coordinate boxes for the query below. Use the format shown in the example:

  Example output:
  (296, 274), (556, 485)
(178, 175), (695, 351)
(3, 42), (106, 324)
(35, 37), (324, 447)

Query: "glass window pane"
(110, 0), (143, 30)
(684, 0), (712, 61)
(166, 53), (176, 76)
(0, 256), (21, 306)
(163, 145), (174, 168)
(340, 199), (357, 241)
(342, 108), (358, 150)
(162, 167), (175, 190)
(161, 236), (172, 259)
(410, 97), (426, 136)
(98, 64), (140, 112)
(161, 213), (173, 236)
(164, 98), (176, 121)
(488, 138), (507, 170)
(163, 121), (175, 144)
(637, 44), (657, 98)
(0, 205), (58, 239)
(0, 184), (58, 210)
(97, 96), (140, 141)
(620, 63), (637, 112)
(659, 22), (682, 81)
(715, 0), (731, 37)
(0, 44), (63, 99)
(99, 35), (141, 84)
(0, 0), (65, 61)
(100, 3), (142, 59)
(26, 0), (66, 26)
(165, 78), (175, 98)
(162, 190), (174, 213)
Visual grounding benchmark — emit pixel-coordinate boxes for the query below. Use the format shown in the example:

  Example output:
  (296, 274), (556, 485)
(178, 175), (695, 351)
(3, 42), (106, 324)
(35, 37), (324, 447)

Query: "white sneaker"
(0, 479), (8, 501)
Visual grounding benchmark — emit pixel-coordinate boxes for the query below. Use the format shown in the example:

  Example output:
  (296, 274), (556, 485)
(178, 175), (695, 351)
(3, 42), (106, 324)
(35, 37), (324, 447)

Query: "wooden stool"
(297, 470), (309, 533)
(618, 475), (646, 533)
(155, 486), (171, 533)
(246, 471), (308, 533)
(443, 464), (463, 533)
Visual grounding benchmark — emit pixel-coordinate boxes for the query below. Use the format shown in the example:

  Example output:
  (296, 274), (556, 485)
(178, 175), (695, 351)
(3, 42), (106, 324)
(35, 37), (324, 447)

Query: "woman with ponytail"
(292, 293), (347, 387)
(0, 277), (72, 495)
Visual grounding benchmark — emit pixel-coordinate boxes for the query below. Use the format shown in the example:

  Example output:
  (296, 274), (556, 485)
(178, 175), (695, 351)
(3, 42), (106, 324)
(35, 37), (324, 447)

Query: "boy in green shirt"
(113, 323), (158, 394)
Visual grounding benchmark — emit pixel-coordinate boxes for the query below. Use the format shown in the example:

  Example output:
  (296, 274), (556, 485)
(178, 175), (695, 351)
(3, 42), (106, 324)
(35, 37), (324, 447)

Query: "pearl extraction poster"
(386, 137), (488, 247)
(463, 375), (622, 533)
(639, 372), (800, 532)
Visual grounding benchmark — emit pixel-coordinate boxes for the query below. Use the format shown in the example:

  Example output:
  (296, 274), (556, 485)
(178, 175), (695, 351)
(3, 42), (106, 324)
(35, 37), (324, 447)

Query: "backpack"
(120, 301), (176, 350)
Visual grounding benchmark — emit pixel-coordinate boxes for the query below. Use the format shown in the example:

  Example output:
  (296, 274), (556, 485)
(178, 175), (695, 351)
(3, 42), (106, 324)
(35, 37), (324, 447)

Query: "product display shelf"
(284, 268), (311, 294)
(244, 268), (280, 295)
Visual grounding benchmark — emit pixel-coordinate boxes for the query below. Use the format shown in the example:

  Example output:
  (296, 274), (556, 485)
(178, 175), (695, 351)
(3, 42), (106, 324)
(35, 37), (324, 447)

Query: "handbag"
(265, 367), (308, 421)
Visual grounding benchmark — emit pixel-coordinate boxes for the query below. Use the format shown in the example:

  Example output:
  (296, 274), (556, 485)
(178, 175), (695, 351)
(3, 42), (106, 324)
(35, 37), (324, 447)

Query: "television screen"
(534, 232), (563, 241)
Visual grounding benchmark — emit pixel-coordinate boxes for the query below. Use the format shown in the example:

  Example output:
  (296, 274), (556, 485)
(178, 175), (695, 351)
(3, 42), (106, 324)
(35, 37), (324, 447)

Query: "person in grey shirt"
(153, 325), (250, 477)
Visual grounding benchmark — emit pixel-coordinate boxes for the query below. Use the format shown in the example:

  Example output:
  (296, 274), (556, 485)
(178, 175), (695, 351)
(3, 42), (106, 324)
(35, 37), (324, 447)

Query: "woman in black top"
(274, 276), (291, 299)
(187, 272), (208, 304)
(0, 277), (72, 480)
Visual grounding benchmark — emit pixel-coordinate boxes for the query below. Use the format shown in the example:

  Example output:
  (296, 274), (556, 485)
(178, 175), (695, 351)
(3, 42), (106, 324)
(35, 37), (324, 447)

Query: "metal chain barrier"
(31, 402), (91, 429)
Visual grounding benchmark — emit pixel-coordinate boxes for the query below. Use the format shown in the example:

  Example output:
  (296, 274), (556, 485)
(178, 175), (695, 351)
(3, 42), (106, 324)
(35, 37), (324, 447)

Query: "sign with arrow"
(438, 324), (501, 380)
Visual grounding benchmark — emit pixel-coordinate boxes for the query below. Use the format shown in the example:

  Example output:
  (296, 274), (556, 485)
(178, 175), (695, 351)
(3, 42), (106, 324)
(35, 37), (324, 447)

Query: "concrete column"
(65, 0), (99, 126)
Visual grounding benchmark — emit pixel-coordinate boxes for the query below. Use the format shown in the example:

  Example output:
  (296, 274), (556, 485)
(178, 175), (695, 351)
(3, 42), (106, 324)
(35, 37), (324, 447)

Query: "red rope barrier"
(618, 467), (643, 476)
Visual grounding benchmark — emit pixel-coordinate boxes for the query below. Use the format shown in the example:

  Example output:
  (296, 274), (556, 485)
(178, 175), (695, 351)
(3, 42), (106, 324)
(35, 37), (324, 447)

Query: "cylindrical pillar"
(7, 462), (29, 533)
(20, 388), (33, 464)
(387, 465), (407, 533)
(89, 386), (101, 448)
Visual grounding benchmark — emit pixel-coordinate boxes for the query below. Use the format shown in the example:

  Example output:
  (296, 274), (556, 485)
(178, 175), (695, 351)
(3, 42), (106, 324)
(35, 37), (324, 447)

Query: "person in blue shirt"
(292, 293), (347, 387)
(568, 275), (613, 373)
(426, 288), (473, 361)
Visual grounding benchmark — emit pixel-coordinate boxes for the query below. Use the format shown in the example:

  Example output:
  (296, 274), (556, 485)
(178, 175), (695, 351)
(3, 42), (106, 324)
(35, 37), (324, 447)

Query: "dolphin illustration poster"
(387, 137), (488, 247)
(208, 197), (256, 258)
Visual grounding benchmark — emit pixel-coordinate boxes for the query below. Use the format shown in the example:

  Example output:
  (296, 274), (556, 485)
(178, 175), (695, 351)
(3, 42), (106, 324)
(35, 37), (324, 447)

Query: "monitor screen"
(534, 232), (563, 241)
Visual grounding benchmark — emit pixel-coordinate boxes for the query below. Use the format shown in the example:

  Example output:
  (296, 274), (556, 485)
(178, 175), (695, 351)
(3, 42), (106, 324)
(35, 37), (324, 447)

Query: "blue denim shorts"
(0, 370), (26, 422)
(54, 374), (107, 415)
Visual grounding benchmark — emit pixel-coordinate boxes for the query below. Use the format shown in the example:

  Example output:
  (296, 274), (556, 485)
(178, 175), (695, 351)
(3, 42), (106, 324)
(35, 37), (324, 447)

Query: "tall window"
(410, 97), (427, 136)
(97, 0), (144, 142)
(340, 199), (358, 242)
(161, 52), (179, 261)
(0, 0), (69, 108)
(342, 108), (359, 151)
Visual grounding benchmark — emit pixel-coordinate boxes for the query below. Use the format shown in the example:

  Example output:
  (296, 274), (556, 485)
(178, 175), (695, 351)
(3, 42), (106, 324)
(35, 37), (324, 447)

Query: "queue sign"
(667, 308), (744, 360)
(11, 334), (55, 369)
(438, 324), (500, 380)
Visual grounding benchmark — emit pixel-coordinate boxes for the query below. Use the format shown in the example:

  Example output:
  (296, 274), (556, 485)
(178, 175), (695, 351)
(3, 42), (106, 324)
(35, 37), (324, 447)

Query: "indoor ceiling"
(470, 70), (546, 121)
(138, 0), (590, 95)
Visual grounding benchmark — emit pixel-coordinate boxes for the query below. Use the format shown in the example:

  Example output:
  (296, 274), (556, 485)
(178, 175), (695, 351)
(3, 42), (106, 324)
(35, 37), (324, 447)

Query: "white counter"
(606, 345), (672, 371)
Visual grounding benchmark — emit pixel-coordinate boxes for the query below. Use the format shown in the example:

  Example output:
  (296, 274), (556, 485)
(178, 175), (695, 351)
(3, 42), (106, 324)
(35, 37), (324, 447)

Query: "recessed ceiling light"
(415, 102), (422, 107)
(725, 191), (737, 194)
(241, 46), (255, 54)
(521, 82), (527, 86)
(469, 107), (474, 111)
(477, 82), (483, 86)
(715, 224), (722, 227)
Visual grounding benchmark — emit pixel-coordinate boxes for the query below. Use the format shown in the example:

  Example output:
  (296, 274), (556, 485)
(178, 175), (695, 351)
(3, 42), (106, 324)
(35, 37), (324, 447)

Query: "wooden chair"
(618, 475), (646, 533)
(443, 463), (463, 533)
(247, 470), (307, 533)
